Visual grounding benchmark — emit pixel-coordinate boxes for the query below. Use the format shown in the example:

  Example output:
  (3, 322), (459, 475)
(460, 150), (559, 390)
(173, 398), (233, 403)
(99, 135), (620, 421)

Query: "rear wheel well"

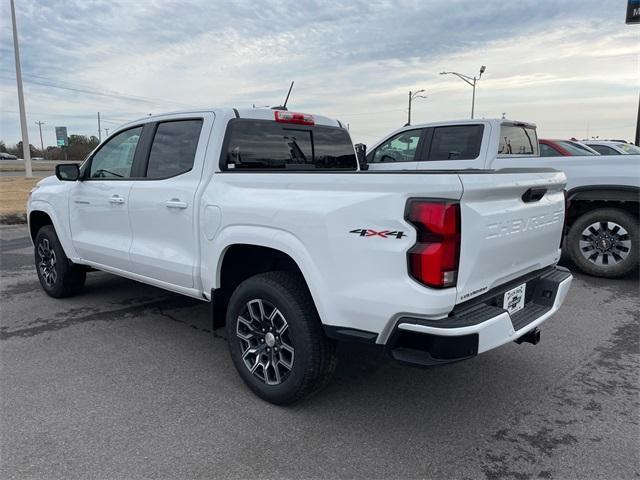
(214, 244), (309, 325)
(29, 211), (53, 242)
(566, 200), (638, 230)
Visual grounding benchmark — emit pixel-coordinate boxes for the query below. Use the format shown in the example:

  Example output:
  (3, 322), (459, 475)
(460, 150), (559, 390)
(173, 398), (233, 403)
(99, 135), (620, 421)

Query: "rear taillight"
(274, 111), (315, 125)
(405, 199), (461, 288)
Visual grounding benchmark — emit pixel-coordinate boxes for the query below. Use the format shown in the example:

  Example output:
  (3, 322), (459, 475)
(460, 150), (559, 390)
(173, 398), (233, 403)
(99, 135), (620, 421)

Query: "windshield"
(557, 141), (599, 156)
(618, 143), (640, 154)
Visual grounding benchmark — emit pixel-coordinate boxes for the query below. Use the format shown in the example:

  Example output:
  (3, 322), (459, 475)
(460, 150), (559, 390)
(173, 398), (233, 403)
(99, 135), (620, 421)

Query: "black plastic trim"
(324, 325), (378, 343)
(522, 187), (547, 203)
(387, 332), (479, 367)
(453, 265), (557, 314)
(567, 185), (640, 203)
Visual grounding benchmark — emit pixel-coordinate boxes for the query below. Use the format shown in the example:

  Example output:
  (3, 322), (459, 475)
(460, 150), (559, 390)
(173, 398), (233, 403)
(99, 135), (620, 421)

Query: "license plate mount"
(503, 283), (526, 315)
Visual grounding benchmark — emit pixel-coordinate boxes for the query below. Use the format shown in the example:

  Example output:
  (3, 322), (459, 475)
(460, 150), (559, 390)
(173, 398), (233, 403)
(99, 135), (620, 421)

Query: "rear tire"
(566, 208), (638, 278)
(225, 271), (337, 405)
(34, 225), (86, 298)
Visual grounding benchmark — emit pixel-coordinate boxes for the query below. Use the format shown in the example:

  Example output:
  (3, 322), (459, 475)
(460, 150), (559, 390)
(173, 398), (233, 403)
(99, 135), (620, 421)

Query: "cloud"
(1, 0), (638, 147)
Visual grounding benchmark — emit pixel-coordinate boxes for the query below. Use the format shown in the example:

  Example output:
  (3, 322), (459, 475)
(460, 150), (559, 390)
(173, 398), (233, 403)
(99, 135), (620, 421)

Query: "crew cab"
(28, 109), (572, 404)
(365, 119), (639, 278)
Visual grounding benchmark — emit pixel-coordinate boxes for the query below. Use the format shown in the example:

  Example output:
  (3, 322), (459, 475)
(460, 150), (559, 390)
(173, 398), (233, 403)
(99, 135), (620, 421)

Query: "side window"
(372, 130), (422, 163)
(498, 125), (539, 156)
(428, 125), (484, 160)
(539, 143), (561, 157)
(146, 120), (203, 179)
(590, 145), (619, 155)
(89, 127), (142, 179)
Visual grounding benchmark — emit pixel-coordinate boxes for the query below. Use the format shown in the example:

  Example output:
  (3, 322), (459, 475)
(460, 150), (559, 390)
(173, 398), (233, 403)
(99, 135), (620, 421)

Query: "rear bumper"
(385, 266), (572, 367)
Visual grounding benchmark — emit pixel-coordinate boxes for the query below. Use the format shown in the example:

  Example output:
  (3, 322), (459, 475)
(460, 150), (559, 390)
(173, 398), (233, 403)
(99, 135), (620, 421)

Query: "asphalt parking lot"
(1, 224), (638, 480)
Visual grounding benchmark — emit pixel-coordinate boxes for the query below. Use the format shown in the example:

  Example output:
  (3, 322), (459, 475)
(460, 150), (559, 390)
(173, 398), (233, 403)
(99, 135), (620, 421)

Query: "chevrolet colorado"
(366, 119), (639, 278)
(28, 109), (572, 404)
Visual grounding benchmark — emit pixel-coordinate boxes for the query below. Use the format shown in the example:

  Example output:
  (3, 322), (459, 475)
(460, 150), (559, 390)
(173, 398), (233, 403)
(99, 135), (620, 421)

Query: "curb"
(0, 213), (27, 225)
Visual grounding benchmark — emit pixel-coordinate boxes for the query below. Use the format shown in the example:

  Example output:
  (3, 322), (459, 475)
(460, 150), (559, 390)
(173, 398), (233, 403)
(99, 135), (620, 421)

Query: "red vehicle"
(539, 139), (600, 157)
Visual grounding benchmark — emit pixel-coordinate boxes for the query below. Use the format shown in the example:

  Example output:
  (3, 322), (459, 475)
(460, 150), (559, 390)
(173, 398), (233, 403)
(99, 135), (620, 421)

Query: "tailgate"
(456, 169), (566, 304)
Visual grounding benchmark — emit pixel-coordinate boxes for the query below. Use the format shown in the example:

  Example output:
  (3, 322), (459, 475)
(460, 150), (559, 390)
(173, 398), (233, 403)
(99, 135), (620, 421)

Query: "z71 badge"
(349, 229), (406, 239)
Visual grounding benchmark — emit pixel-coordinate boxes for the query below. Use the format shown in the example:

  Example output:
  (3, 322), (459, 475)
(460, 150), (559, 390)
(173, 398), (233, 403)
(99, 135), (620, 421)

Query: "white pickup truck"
(365, 119), (639, 278)
(28, 108), (572, 404)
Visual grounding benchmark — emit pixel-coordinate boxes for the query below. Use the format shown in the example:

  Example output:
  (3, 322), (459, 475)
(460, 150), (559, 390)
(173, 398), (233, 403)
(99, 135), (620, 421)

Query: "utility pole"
(10, 0), (32, 177)
(406, 89), (427, 126)
(35, 121), (45, 159)
(440, 65), (486, 119)
(97, 112), (101, 142)
(104, 128), (109, 137)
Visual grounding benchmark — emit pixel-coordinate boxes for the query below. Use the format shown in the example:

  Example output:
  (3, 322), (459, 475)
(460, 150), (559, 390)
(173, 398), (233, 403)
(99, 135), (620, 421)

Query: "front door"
(69, 126), (143, 271)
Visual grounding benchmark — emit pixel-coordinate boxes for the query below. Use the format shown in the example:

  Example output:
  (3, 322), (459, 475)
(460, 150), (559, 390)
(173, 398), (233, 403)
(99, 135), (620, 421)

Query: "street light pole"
(35, 121), (45, 159)
(10, 0), (32, 177)
(406, 89), (427, 126)
(440, 66), (486, 119)
(471, 78), (477, 119)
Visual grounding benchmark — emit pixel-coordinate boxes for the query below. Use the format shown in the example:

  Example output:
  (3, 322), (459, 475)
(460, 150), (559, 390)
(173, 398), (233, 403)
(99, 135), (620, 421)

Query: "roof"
(583, 140), (625, 146)
(118, 107), (343, 131)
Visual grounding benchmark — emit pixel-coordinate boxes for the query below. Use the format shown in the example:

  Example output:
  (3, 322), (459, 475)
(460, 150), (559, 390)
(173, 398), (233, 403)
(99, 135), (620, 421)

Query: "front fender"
(28, 199), (80, 261)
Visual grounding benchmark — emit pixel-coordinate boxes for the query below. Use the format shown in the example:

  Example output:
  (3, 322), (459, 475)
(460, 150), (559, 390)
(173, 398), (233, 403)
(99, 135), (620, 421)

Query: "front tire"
(566, 208), (638, 278)
(225, 271), (337, 405)
(34, 225), (86, 298)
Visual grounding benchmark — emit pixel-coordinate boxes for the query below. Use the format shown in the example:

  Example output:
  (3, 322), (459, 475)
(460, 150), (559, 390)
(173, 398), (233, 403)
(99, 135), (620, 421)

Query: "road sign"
(627, 0), (640, 24)
(55, 126), (68, 147)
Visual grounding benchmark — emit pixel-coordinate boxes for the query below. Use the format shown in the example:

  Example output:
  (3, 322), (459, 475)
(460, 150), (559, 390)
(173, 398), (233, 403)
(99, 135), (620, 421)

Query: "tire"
(566, 208), (639, 278)
(225, 271), (337, 405)
(34, 225), (86, 298)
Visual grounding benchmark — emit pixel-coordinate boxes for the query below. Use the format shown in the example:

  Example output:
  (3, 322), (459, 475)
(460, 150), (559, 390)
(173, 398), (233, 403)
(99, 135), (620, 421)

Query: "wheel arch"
(29, 210), (53, 243)
(566, 185), (639, 228)
(28, 201), (80, 260)
(211, 234), (328, 328)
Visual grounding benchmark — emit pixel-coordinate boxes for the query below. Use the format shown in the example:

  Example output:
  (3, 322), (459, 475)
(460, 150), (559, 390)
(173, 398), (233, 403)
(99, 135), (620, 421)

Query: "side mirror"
(55, 163), (80, 181)
(355, 143), (368, 171)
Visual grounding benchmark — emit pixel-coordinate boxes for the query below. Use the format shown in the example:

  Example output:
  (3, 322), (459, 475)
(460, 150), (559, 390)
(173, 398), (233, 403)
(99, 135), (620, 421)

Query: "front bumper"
(386, 266), (573, 367)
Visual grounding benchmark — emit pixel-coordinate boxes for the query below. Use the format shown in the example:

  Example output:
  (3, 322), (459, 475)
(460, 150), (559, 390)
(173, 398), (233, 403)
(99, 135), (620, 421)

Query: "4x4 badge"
(349, 229), (406, 239)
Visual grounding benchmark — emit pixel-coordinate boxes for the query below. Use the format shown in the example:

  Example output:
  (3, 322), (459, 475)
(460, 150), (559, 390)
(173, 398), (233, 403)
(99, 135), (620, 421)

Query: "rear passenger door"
(128, 114), (212, 288)
(414, 124), (487, 169)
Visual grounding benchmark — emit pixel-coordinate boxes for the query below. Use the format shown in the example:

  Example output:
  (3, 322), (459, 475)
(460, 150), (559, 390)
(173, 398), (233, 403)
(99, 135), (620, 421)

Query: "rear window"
(428, 125), (484, 160)
(223, 119), (357, 170)
(618, 143), (640, 154)
(498, 124), (539, 156)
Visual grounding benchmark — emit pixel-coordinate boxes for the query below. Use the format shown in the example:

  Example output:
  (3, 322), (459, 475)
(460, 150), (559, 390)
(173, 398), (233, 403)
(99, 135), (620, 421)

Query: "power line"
(0, 72), (194, 108)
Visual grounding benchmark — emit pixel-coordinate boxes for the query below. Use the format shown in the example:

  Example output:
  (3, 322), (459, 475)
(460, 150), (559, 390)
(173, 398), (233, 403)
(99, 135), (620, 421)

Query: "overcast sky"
(1, 0), (638, 148)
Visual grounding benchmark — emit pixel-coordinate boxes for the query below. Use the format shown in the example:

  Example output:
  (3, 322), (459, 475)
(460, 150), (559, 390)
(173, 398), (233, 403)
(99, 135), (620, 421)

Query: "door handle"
(165, 199), (188, 209)
(109, 195), (125, 205)
(522, 188), (547, 203)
